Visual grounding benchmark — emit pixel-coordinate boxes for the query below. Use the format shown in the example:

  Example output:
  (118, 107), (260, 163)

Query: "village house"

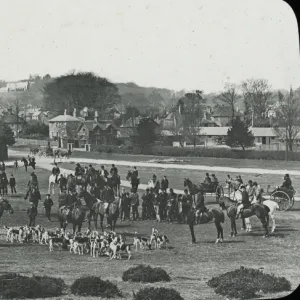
(48, 109), (82, 148)
(211, 106), (243, 126)
(75, 110), (118, 147)
(0, 108), (25, 137)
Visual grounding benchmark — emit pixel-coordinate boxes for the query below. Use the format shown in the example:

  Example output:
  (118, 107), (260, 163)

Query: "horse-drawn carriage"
(184, 178), (224, 201)
(266, 185), (295, 211)
(38, 146), (54, 158)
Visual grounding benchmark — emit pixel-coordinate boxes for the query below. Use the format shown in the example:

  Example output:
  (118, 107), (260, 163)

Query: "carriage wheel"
(270, 191), (292, 211)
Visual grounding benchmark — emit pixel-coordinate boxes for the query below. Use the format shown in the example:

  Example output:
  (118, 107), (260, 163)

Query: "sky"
(0, 0), (299, 93)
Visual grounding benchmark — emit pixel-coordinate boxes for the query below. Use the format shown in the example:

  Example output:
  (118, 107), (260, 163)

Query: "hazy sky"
(0, 0), (299, 93)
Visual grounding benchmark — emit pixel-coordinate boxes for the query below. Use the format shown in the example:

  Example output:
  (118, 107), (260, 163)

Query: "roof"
(250, 127), (277, 137)
(78, 120), (117, 132)
(117, 127), (137, 138)
(121, 117), (159, 128)
(32, 111), (44, 117)
(49, 115), (80, 122)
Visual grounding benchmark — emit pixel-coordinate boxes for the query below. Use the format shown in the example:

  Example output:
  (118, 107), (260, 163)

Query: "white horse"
(230, 190), (279, 233)
(48, 174), (58, 195)
(230, 190), (252, 232)
(252, 198), (279, 233)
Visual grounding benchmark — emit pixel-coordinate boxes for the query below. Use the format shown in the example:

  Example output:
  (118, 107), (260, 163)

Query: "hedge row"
(91, 144), (300, 161)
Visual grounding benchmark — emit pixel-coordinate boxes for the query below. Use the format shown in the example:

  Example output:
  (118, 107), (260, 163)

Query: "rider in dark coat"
(141, 188), (151, 220)
(161, 176), (169, 192)
(52, 163), (60, 183)
(75, 163), (83, 176)
(110, 164), (118, 175)
(58, 174), (67, 192)
(100, 166), (109, 178)
(132, 166), (138, 178)
(204, 173), (211, 185)
(236, 185), (251, 219)
(281, 174), (292, 189)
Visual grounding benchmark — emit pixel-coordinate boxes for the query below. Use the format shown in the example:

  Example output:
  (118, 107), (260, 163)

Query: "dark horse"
(126, 170), (140, 190)
(184, 178), (223, 202)
(188, 204), (225, 243)
(106, 174), (121, 197)
(218, 196), (270, 237)
(58, 192), (96, 233)
(0, 199), (14, 219)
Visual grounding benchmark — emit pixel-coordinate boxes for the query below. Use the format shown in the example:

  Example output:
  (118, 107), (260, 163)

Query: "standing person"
(130, 188), (139, 221)
(152, 174), (160, 194)
(14, 160), (19, 172)
(1, 162), (5, 171)
(110, 164), (118, 175)
(204, 173), (211, 185)
(182, 189), (193, 223)
(21, 157), (28, 172)
(100, 166), (108, 178)
(0, 162), (4, 172)
(27, 202), (37, 227)
(161, 176), (169, 192)
(187, 202), (196, 243)
(75, 163), (82, 176)
(120, 187), (127, 221)
(246, 180), (255, 202)
(253, 182), (263, 203)
(0, 171), (8, 195)
(43, 194), (53, 222)
(226, 174), (232, 195)
(141, 188), (151, 220)
(9, 174), (17, 194)
(31, 157), (36, 170)
(153, 190), (160, 222)
(84, 166), (88, 174)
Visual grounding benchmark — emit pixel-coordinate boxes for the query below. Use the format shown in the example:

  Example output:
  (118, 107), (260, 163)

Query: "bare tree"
(215, 83), (241, 119)
(273, 88), (300, 152)
(241, 79), (272, 126)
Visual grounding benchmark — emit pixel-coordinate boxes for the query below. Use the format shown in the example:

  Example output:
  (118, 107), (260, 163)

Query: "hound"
(4, 226), (24, 243)
(133, 232), (151, 251)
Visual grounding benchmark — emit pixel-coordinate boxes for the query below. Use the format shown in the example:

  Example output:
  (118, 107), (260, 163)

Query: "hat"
(134, 166), (136, 169)
(285, 174), (289, 177)
(240, 185), (246, 189)
(153, 174), (156, 178)
(146, 188), (149, 191)
(206, 173), (209, 176)
(112, 164), (115, 167)
(76, 163), (80, 166)
(89, 164), (92, 167)
(212, 174), (215, 177)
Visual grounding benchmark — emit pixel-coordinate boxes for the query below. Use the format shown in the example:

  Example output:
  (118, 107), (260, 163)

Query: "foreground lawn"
(0, 166), (299, 299)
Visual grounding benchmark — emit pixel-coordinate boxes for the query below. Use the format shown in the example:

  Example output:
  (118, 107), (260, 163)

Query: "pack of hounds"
(4, 226), (169, 260)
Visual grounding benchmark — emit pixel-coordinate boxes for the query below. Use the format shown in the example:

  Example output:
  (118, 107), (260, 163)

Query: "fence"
(14, 138), (58, 147)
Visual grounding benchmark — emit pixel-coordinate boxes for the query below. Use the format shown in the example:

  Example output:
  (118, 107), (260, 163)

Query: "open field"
(0, 166), (300, 299)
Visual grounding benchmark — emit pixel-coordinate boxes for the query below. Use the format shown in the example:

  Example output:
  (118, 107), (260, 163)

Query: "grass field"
(0, 166), (300, 299)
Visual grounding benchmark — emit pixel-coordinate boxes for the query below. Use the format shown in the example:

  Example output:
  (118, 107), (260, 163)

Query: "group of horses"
(183, 178), (279, 243)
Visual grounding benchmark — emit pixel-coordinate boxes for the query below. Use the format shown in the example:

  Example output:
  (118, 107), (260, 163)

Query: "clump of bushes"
(70, 276), (122, 298)
(133, 287), (184, 300)
(0, 273), (66, 299)
(207, 266), (292, 299)
(122, 264), (171, 283)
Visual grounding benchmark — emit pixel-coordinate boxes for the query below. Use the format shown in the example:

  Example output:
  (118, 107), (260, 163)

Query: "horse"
(66, 174), (76, 193)
(188, 205), (225, 243)
(0, 199), (14, 219)
(75, 174), (88, 193)
(218, 195), (271, 238)
(54, 149), (71, 162)
(126, 170), (140, 190)
(106, 198), (120, 231)
(24, 187), (41, 208)
(106, 174), (121, 196)
(48, 174), (58, 195)
(76, 190), (99, 230)
(58, 198), (87, 233)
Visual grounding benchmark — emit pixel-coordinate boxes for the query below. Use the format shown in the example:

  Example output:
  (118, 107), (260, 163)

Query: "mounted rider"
(203, 173), (212, 185)
(52, 162), (60, 183)
(100, 165), (109, 178)
(110, 164), (118, 175)
(235, 185), (251, 219)
(75, 163), (84, 176)
(246, 180), (255, 202)
(88, 164), (96, 174)
(195, 190), (208, 224)
(25, 172), (41, 207)
(59, 189), (77, 216)
(253, 181), (263, 203)
(101, 184), (115, 214)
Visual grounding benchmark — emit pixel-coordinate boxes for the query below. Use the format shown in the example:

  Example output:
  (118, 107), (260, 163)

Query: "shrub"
(133, 287), (184, 300)
(70, 276), (121, 297)
(207, 266), (292, 299)
(0, 273), (66, 299)
(122, 264), (171, 283)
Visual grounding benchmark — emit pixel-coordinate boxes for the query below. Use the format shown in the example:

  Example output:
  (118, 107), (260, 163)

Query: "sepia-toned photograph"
(0, 0), (299, 299)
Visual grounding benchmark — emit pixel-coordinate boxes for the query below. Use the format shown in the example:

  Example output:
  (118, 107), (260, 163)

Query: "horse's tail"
(220, 211), (225, 223)
(264, 205), (270, 214)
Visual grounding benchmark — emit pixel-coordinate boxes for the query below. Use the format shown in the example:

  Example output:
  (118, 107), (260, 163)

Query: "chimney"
(94, 110), (98, 122)
(64, 109), (67, 115)
(73, 108), (76, 118)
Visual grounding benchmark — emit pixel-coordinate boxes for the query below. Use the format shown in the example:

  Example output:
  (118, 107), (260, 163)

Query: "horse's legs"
(230, 217), (235, 237)
(261, 217), (269, 237)
(241, 218), (246, 231)
(215, 221), (223, 243)
(270, 214), (276, 233)
(245, 218), (252, 232)
(94, 213), (98, 229)
(100, 215), (104, 232)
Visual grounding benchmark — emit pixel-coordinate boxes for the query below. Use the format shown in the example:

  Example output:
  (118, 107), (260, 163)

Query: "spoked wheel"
(270, 191), (292, 211)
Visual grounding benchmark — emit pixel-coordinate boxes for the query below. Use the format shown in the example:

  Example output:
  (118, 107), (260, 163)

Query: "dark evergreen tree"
(226, 116), (254, 151)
